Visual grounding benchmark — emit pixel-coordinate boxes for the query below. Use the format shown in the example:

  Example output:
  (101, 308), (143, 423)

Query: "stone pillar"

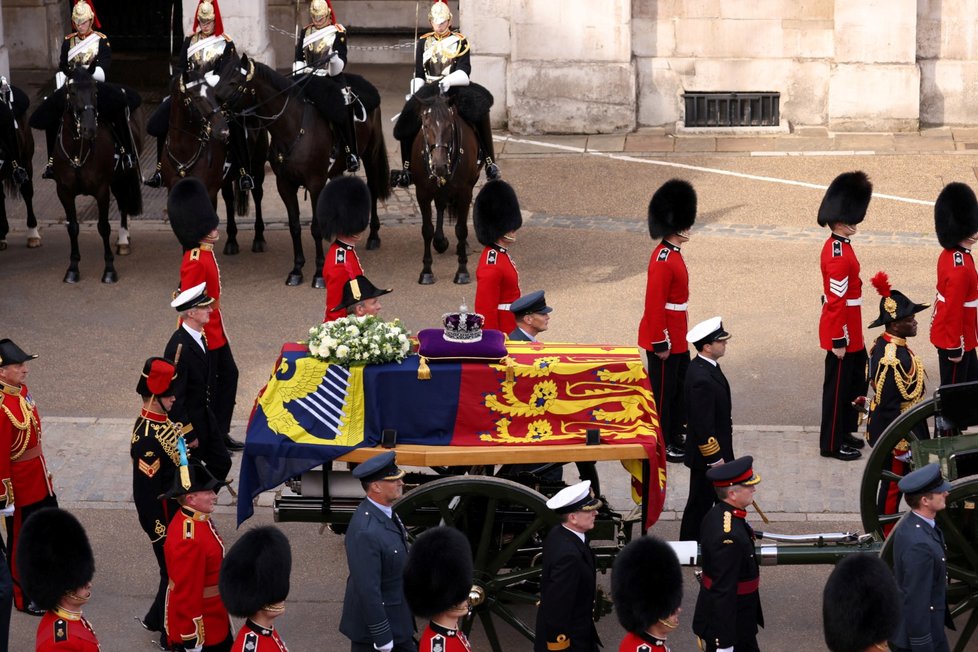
(828, 0), (919, 131)
(917, 0), (978, 126)
(183, 0), (274, 67)
(459, 0), (509, 128)
(4, 0), (63, 72)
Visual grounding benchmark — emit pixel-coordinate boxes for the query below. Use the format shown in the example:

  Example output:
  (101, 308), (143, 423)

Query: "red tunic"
(819, 234), (864, 352)
(164, 507), (230, 649)
(179, 244), (228, 349)
(0, 382), (55, 508)
(323, 239), (364, 322)
(930, 247), (978, 355)
(418, 622), (472, 652)
(618, 631), (669, 650)
(475, 244), (520, 333)
(232, 620), (289, 651)
(36, 609), (100, 651)
(637, 241), (689, 354)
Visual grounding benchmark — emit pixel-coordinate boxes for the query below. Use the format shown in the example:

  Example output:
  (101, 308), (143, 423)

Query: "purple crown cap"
(442, 299), (485, 343)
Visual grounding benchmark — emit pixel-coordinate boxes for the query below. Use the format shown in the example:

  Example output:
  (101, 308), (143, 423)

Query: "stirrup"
(239, 173), (255, 191)
(345, 153), (360, 173)
(485, 162), (501, 180)
(144, 171), (162, 188)
(41, 158), (54, 180)
(11, 164), (27, 186)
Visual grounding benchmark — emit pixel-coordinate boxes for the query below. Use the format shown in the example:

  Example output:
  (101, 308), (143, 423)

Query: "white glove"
(203, 72), (220, 88)
(327, 55), (344, 76)
(374, 642), (393, 652)
(718, 647), (734, 652)
(438, 69), (469, 93)
(92, 66), (105, 82)
(55, 71), (67, 89)
(0, 504), (14, 517)
(185, 647), (202, 652)
(292, 60), (307, 75)
(409, 77), (425, 95)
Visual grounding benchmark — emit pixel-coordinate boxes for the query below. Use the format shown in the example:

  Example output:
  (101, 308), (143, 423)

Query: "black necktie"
(393, 512), (408, 542)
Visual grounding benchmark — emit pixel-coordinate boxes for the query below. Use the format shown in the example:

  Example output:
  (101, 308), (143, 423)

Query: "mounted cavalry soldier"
(29, 0), (140, 181)
(293, 0), (361, 173)
(391, 0), (499, 188)
(144, 0), (253, 190)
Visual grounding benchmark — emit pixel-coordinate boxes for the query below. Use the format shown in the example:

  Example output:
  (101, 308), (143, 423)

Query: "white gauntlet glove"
(438, 69), (469, 93)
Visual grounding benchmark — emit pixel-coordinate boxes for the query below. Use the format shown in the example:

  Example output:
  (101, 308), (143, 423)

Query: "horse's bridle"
(60, 79), (98, 169)
(165, 76), (226, 177)
(420, 103), (461, 186)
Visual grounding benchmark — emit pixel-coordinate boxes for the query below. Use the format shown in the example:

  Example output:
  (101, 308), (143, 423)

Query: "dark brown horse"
(215, 53), (390, 287)
(411, 93), (482, 285)
(53, 67), (143, 283)
(0, 95), (39, 251)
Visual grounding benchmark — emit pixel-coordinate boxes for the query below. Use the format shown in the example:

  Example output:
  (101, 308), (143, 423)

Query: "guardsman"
(390, 0), (499, 187)
(30, 0), (139, 179)
(0, 338), (57, 615)
(612, 536), (683, 651)
(162, 459), (233, 651)
(818, 171), (872, 461)
(638, 179), (696, 465)
(335, 275), (392, 318)
(292, 0), (360, 173)
(535, 480), (602, 652)
(692, 456), (764, 652)
(404, 527), (474, 652)
(131, 357), (182, 646)
(507, 290), (552, 342)
(17, 508), (100, 651)
(931, 182), (978, 386)
(219, 526), (293, 652)
(822, 554), (900, 652)
(864, 272), (929, 531)
(339, 452), (416, 652)
(145, 0), (243, 189)
(168, 178), (244, 454)
(318, 176), (371, 322)
(680, 317), (734, 543)
(473, 179), (522, 334)
(891, 464), (955, 652)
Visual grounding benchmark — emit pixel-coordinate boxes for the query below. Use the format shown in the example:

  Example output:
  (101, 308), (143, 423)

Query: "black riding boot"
(144, 139), (163, 188)
(475, 113), (500, 180)
(230, 124), (254, 191)
(111, 114), (135, 170)
(341, 87), (360, 173)
(390, 137), (413, 188)
(42, 127), (56, 179)
(0, 107), (25, 185)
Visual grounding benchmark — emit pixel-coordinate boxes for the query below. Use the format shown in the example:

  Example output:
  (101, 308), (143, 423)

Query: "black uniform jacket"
(684, 355), (733, 470)
(163, 326), (217, 446)
(891, 512), (954, 651)
(59, 32), (111, 75)
(867, 335), (928, 446)
(692, 502), (764, 649)
(534, 525), (600, 652)
(130, 410), (180, 542)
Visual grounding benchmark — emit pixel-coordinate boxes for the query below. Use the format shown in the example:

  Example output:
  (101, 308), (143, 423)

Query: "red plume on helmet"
(870, 271), (892, 298)
(70, 0), (101, 30)
(193, 0), (224, 36)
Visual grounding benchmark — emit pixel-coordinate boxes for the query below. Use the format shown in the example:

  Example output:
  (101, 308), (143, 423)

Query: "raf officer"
(680, 317), (734, 543)
(535, 480), (601, 652)
(335, 275), (392, 319)
(692, 456), (764, 652)
(891, 464), (955, 652)
(507, 290), (552, 342)
(339, 452), (415, 652)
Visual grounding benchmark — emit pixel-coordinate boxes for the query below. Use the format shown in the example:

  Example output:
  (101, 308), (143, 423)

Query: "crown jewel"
(442, 299), (484, 343)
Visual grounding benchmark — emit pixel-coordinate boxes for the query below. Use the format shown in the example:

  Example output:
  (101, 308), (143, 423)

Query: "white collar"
(367, 496), (393, 519)
(517, 328), (537, 342)
(561, 524), (585, 543)
(182, 322), (206, 350)
(912, 510), (936, 528)
(697, 353), (718, 367)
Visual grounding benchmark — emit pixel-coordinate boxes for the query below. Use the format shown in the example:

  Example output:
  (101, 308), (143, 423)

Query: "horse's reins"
(165, 78), (223, 176)
(59, 85), (97, 169)
(420, 101), (462, 185)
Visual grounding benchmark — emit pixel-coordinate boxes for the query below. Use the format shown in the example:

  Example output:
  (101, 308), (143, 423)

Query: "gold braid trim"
(870, 342), (926, 414)
(3, 394), (37, 461)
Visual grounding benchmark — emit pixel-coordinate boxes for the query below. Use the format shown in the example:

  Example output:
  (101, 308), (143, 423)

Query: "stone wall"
(917, 0), (978, 126)
(182, 0), (273, 67)
(3, 0), (62, 72)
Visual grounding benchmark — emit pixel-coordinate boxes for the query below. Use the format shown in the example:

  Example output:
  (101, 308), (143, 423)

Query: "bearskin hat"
(168, 177), (220, 251)
(611, 536), (683, 634)
(219, 526), (292, 618)
(822, 553), (899, 652)
(473, 180), (522, 247)
(316, 176), (371, 239)
(647, 179), (696, 239)
(935, 182), (978, 250)
(403, 527), (473, 619)
(16, 508), (95, 612)
(816, 171), (872, 227)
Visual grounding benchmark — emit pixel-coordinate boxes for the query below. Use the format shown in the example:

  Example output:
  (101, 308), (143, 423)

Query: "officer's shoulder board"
(638, 645), (652, 652)
(723, 510), (732, 533)
(430, 633), (446, 652)
(335, 248), (347, 264)
(487, 249), (498, 265)
(244, 632), (259, 647)
(832, 240), (843, 257)
(656, 247), (670, 262)
(955, 251), (965, 266)
(94, 32), (107, 39)
(420, 31), (436, 39)
(335, 23), (346, 33)
(183, 518), (195, 539)
(190, 247), (201, 261)
(64, 32), (76, 40)
(53, 618), (69, 642)
(222, 33), (233, 42)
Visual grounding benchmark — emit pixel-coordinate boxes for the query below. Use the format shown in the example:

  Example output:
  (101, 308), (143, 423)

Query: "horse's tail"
(364, 108), (391, 203)
(113, 169), (144, 217)
(235, 181), (250, 217)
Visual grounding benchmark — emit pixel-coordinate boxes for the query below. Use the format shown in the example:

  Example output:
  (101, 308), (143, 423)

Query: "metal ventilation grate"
(683, 92), (781, 127)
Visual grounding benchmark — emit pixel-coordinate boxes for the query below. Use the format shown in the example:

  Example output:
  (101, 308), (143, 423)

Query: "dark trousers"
(7, 493), (57, 611)
(351, 642), (417, 652)
(196, 426), (232, 482)
(937, 348), (978, 387)
(171, 634), (232, 652)
(644, 349), (689, 448)
(208, 343), (239, 440)
(819, 348), (868, 454)
(0, 545), (11, 652)
(699, 636), (759, 652)
(679, 467), (717, 542)
(143, 538), (168, 632)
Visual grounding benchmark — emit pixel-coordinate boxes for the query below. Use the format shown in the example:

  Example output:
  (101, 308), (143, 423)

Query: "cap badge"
(884, 297), (897, 319)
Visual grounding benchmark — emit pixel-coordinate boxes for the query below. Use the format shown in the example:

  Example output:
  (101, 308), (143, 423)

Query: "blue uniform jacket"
(339, 498), (414, 646)
(891, 511), (952, 652)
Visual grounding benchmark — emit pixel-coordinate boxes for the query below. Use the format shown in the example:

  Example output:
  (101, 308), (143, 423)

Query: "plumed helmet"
(611, 536), (683, 634)
(473, 180), (522, 247)
(316, 176), (371, 239)
(17, 508), (95, 612)
(648, 179), (696, 239)
(429, 0), (452, 24)
(403, 527), (473, 619)
(817, 171), (872, 227)
(822, 553), (899, 652)
(136, 356), (177, 398)
(193, 0), (224, 35)
(71, 0), (99, 28)
(934, 182), (978, 250)
(219, 526), (292, 618)
(310, 0), (332, 20)
(167, 177), (220, 251)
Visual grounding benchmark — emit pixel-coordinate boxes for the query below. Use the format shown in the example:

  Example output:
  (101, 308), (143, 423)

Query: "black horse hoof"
(366, 237), (380, 251)
(311, 276), (325, 290)
(419, 273), (436, 285)
(63, 269), (80, 284)
(101, 270), (118, 284)
(433, 237), (450, 254)
(286, 273), (303, 287)
(223, 241), (240, 256)
(251, 239), (266, 253)
(453, 272), (471, 285)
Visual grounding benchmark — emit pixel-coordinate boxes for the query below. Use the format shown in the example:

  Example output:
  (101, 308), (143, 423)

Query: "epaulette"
(244, 632), (259, 647)
(656, 248), (670, 262)
(879, 341), (900, 366)
(723, 510), (732, 533)
(64, 32), (77, 40)
(53, 618), (69, 642)
(335, 23), (346, 33)
(453, 31), (466, 40)
(190, 247), (201, 261)
(222, 33), (232, 42)
(420, 31), (436, 39)
(183, 517), (194, 539)
(486, 249), (498, 265)
(94, 32), (107, 39)
(954, 251), (964, 267)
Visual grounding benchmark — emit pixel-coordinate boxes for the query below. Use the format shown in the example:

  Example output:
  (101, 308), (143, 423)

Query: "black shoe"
(345, 154), (360, 173)
(135, 616), (161, 633)
(820, 446), (861, 461)
(223, 436), (245, 452)
(20, 601), (45, 616)
(485, 162), (500, 180)
(239, 174), (255, 191)
(143, 171), (162, 188)
(11, 165), (27, 185)
(665, 444), (685, 464)
(41, 163), (54, 180)
(843, 433), (865, 450)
